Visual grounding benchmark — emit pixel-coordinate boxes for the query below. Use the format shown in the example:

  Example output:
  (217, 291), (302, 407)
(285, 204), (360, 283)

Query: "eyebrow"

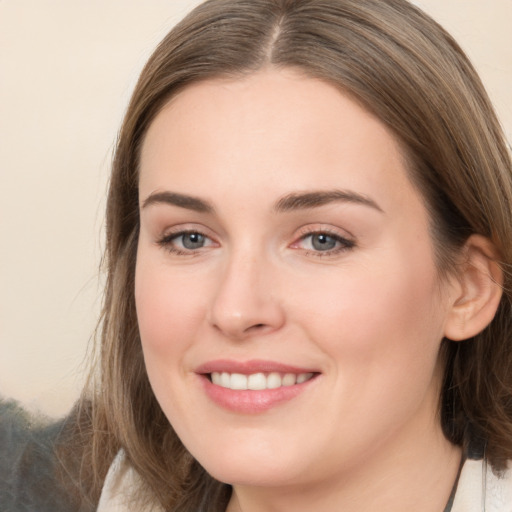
(141, 189), (383, 214)
(142, 191), (214, 213)
(274, 190), (383, 213)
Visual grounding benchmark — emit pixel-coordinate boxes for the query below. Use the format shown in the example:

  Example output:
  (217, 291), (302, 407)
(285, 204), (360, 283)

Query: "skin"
(135, 68), (463, 511)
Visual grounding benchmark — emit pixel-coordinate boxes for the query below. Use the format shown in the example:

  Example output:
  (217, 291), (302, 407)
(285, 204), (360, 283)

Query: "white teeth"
(297, 372), (312, 384)
(282, 373), (296, 386)
(210, 371), (314, 390)
(247, 373), (267, 390)
(220, 372), (230, 387)
(230, 373), (248, 390)
(267, 372), (282, 389)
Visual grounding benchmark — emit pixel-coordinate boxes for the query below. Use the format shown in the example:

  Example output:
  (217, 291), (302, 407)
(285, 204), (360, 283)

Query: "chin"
(206, 461), (298, 488)
(191, 442), (304, 487)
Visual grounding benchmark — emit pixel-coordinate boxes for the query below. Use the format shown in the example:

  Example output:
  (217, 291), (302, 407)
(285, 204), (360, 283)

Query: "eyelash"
(156, 228), (356, 257)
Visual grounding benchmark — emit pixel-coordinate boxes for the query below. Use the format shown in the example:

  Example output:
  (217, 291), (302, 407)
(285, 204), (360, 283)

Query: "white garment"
(97, 452), (164, 512)
(97, 452), (512, 511)
(451, 458), (512, 512)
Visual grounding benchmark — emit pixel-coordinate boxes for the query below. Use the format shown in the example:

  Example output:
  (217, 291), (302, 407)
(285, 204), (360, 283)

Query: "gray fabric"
(0, 398), (88, 512)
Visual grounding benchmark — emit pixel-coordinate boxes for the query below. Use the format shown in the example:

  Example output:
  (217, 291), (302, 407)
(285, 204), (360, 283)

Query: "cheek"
(134, 255), (210, 391)
(134, 255), (213, 430)
(291, 248), (447, 387)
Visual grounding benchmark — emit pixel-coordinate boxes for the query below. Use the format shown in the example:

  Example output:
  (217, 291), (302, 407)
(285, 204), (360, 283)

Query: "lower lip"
(199, 374), (318, 414)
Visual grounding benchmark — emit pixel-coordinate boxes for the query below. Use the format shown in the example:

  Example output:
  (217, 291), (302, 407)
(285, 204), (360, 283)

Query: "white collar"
(451, 458), (512, 512)
(97, 452), (512, 511)
(96, 451), (164, 512)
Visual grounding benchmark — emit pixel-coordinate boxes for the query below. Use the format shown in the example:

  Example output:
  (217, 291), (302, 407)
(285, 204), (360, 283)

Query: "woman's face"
(136, 69), (457, 488)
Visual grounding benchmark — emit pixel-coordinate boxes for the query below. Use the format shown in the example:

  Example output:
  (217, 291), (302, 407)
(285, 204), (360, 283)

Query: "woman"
(60, 0), (512, 510)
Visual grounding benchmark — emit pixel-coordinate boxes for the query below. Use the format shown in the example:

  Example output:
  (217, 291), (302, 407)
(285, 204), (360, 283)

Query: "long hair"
(67, 0), (512, 509)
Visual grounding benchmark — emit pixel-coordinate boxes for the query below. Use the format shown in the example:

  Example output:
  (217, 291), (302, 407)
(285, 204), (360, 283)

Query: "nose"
(208, 249), (285, 340)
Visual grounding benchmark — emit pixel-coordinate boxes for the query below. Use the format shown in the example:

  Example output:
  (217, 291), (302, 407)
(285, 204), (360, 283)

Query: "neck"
(227, 421), (461, 512)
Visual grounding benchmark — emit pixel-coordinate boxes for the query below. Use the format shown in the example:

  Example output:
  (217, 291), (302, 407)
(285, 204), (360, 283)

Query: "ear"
(444, 235), (503, 342)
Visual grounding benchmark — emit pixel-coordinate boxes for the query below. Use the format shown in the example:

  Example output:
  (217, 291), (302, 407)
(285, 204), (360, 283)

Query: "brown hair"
(67, 0), (512, 509)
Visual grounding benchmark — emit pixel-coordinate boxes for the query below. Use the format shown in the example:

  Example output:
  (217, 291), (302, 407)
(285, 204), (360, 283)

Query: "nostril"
(242, 323), (267, 334)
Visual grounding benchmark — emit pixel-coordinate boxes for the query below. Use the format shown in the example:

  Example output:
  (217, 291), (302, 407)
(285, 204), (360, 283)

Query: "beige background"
(1, 1), (511, 418)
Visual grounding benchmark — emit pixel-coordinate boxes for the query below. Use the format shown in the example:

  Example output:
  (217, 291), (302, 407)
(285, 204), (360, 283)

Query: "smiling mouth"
(198, 362), (320, 412)
(209, 371), (316, 390)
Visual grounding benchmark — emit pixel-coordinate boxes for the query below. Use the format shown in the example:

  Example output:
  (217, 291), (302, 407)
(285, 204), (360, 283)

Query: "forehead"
(139, 68), (422, 218)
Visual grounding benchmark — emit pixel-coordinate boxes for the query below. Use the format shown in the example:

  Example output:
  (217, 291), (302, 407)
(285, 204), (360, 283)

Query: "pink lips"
(196, 359), (317, 375)
(196, 359), (319, 414)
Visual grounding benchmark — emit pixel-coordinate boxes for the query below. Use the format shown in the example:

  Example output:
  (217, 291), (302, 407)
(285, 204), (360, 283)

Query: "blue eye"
(310, 233), (338, 251)
(179, 232), (207, 249)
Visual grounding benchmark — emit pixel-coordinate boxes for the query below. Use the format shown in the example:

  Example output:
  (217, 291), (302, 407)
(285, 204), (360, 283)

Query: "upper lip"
(195, 359), (319, 375)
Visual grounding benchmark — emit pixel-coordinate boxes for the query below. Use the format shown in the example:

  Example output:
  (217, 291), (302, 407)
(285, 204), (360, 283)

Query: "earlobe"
(444, 235), (503, 342)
